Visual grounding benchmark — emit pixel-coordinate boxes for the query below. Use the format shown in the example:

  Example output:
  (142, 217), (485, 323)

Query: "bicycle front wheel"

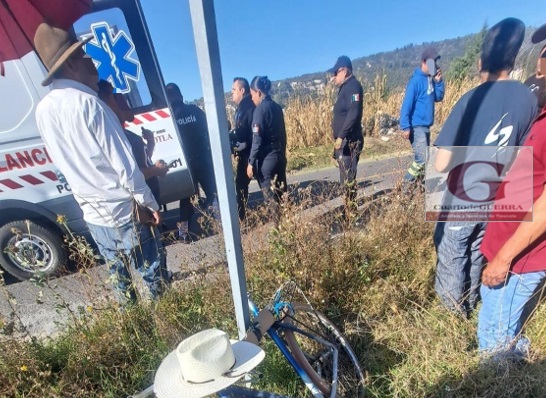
(283, 303), (365, 397)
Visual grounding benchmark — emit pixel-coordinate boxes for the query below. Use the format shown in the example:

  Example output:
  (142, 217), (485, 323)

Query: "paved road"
(0, 154), (409, 339)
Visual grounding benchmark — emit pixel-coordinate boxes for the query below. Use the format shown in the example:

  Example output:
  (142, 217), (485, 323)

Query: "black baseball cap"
(421, 47), (440, 61)
(532, 23), (546, 44)
(327, 55), (352, 74)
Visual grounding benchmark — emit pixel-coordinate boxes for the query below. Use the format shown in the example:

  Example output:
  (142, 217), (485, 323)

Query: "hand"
(401, 130), (410, 139)
(247, 164), (254, 179)
(235, 142), (247, 152)
(481, 256), (511, 287)
(154, 160), (169, 177)
(151, 210), (161, 226)
(434, 69), (442, 82)
(141, 127), (154, 141)
(334, 137), (343, 150)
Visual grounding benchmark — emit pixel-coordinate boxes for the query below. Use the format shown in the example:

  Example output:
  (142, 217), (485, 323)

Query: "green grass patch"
(287, 136), (409, 173)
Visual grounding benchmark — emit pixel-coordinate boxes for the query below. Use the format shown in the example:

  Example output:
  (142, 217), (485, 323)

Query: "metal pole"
(188, 0), (250, 339)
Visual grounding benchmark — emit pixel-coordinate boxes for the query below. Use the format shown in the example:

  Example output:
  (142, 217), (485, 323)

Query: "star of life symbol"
(84, 21), (140, 93)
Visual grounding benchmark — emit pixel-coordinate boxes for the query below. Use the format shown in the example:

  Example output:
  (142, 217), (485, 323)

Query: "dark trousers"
(257, 150), (287, 203)
(335, 140), (362, 210)
(179, 162), (218, 222)
(235, 154), (251, 221)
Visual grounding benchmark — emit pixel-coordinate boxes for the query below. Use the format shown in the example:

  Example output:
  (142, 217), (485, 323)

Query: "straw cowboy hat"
(33, 22), (91, 86)
(154, 329), (265, 398)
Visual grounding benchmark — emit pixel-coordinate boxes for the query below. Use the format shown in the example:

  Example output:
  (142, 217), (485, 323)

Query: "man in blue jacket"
(400, 47), (445, 185)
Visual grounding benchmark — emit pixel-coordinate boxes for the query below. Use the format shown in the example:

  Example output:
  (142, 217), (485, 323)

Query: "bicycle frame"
(129, 287), (341, 398)
(248, 296), (337, 398)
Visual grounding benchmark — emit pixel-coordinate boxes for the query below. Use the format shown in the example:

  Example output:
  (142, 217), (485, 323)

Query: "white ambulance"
(0, 0), (194, 280)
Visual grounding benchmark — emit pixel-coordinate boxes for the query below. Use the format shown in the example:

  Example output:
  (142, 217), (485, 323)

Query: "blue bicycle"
(131, 281), (365, 398)
(224, 281), (365, 397)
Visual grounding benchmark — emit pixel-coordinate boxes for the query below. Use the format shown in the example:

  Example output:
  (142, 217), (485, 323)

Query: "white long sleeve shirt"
(36, 79), (159, 228)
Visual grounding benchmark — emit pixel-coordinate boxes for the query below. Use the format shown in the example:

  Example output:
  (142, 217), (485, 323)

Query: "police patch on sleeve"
(351, 94), (360, 103)
(252, 123), (260, 134)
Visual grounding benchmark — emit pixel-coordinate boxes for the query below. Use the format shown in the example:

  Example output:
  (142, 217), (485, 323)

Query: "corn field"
(282, 75), (479, 149)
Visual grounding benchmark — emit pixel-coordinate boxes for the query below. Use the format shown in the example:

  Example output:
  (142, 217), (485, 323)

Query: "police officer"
(165, 83), (219, 242)
(328, 56), (364, 216)
(246, 76), (287, 204)
(230, 77), (255, 221)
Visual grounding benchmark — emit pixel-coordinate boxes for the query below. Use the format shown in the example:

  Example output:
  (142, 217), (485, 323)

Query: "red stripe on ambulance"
(0, 179), (23, 189)
(125, 108), (171, 128)
(0, 170), (59, 192)
(141, 113), (156, 122)
(41, 171), (58, 181)
(20, 175), (44, 185)
(156, 110), (170, 118)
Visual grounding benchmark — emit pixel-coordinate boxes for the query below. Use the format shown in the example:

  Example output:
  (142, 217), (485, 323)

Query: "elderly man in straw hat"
(33, 23), (170, 303)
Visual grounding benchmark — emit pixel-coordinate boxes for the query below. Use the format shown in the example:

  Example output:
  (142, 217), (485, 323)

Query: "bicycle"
(130, 281), (365, 398)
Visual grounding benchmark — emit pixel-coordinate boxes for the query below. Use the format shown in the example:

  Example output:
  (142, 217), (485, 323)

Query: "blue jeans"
(404, 126), (430, 181)
(87, 221), (169, 302)
(434, 221), (486, 313)
(478, 271), (545, 360)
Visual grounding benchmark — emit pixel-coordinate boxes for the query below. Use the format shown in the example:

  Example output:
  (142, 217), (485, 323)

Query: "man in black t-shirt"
(432, 18), (537, 316)
(524, 44), (546, 112)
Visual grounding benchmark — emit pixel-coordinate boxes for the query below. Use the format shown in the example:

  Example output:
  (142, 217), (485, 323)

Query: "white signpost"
(188, 0), (251, 340)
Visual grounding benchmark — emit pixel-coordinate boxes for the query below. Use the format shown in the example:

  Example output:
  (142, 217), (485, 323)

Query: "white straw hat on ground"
(154, 328), (265, 398)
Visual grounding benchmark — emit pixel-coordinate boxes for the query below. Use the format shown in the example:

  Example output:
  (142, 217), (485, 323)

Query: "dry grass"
(283, 84), (337, 149)
(1, 76), (544, 397)
(283, 75), (479, 151)
(1, 188), (546, 397)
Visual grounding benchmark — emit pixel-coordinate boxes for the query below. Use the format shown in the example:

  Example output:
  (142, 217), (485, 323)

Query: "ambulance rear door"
(74, 0), (195, 204)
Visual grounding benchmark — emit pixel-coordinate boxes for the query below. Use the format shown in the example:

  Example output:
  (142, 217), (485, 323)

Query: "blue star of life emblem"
(84, 22), (140, 93)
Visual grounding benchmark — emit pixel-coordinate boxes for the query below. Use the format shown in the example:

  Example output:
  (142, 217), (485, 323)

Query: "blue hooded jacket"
(399, 68), (445, 131)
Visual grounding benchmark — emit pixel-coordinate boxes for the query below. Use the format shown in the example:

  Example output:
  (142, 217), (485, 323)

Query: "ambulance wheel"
(0, 220), (67, 281)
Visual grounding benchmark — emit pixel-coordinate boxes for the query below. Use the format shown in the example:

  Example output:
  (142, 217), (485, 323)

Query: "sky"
(138, 0), (546, 101)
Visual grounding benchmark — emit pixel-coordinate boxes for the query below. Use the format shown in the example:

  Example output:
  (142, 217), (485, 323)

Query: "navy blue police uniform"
(332, 74), (364, 205)
(248, 95), (287, 202)
(232, 94), (255, 220)
(170, 99), (217, 223)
